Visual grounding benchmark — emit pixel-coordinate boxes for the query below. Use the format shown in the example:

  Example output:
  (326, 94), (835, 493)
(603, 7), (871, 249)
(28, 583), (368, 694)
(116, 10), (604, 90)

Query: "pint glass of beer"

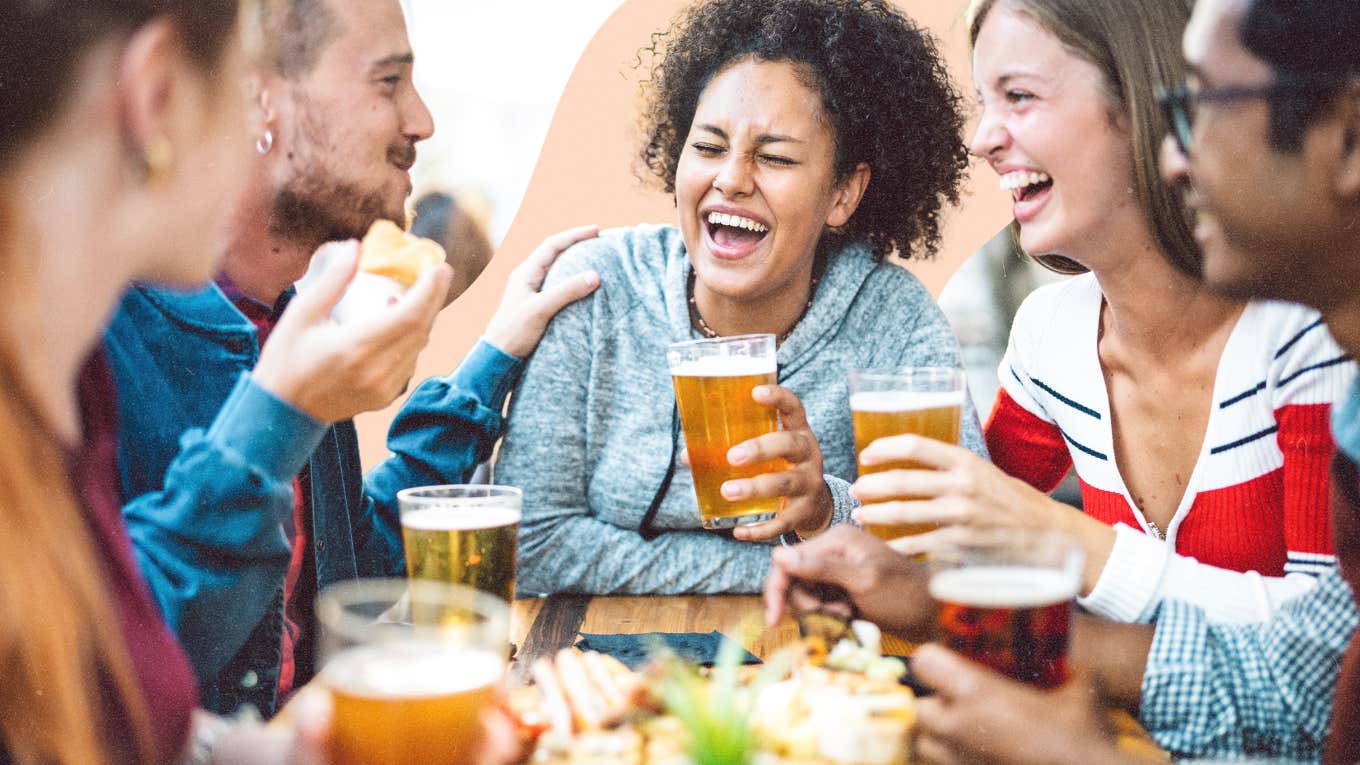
(317, 578), (510, 765)
(928, 530), (1083, 689)
(668, 334), (785, 528)
(849, 367), (964, 541)
(397, 485), (521, 603)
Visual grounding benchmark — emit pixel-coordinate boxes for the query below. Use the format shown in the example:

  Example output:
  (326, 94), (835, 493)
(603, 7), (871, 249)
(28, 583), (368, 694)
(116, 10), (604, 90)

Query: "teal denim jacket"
(104, 282), (521, 714)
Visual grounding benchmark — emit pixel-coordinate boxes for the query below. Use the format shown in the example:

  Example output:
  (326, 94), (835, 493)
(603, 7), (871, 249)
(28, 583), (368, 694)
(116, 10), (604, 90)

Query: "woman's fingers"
(752, 384), (810, 430)
(850, 467), (964, 503)
(859, 433), (971, 470)
(855, 497), (972, 528)
(728, 429), (814, 467)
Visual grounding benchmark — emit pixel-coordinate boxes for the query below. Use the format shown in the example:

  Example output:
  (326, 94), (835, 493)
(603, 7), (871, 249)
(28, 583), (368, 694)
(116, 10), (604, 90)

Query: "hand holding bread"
(252, 236), (450, 423)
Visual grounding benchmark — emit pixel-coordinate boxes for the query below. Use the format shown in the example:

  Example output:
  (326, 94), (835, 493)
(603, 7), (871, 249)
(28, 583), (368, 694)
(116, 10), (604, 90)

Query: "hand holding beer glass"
(317, 578), (510, 765)
(669, 334), (834, 538)
(928, 529), (1083, 689)
(669, 334), (786, 529)
(850, 367), (964, 541)
(398, 485), (521, 603)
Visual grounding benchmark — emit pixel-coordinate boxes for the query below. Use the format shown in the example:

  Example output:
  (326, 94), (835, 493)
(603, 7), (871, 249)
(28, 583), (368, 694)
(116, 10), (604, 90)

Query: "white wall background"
(404, 0), (624, 242)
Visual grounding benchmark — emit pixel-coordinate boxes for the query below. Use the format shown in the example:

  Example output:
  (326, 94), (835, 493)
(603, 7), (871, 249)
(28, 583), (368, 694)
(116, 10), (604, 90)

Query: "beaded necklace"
(685, 264), (822, 345)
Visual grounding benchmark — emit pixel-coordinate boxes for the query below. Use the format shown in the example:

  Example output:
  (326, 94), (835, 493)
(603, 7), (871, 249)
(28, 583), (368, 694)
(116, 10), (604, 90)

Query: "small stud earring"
(143, 135), (173, 184)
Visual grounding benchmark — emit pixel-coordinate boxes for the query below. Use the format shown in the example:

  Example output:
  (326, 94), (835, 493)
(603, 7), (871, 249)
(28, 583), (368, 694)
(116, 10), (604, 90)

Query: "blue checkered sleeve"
(1139, 567), (1357, 760)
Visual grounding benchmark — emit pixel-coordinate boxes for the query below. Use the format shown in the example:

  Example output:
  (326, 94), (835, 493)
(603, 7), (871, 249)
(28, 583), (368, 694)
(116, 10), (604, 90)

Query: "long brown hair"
(0, 2), (240, 763)
(967, 0), (1198, 277)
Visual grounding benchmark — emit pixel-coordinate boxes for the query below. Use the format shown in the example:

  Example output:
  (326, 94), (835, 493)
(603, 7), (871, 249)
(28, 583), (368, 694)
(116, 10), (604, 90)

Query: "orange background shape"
(356, 0), (1011, 468)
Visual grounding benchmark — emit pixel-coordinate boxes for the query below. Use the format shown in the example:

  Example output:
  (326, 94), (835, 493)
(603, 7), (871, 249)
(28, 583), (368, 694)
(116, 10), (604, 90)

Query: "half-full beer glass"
(397, 485), (521, 603)
(850, 367), (964, 540)
(928, 530), (1083, 689)
(317, 578), (510, 765)
(668, 334), (784, 528)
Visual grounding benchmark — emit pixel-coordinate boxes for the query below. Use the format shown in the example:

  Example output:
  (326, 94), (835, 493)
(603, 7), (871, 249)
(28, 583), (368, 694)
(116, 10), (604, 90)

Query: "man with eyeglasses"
(763, 0), (1360, 761)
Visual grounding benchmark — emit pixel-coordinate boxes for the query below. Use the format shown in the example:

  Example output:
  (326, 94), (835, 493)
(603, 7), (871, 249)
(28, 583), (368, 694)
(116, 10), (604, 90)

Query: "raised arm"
(114, 249), (448, 681)
(366, 226), (601, 514)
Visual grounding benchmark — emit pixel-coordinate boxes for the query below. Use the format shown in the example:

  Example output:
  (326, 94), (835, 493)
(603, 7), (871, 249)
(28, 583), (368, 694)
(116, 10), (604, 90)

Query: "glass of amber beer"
(397, 485), (521, 603)
(928, 529), (1083, 689)
(668, 334), (785, 528)
(849, 367), (964, 541)
(317, 578), (509, 765)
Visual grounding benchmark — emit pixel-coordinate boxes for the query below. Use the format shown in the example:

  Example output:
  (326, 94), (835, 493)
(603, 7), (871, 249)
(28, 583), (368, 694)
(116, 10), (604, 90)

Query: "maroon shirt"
(72, 350), (197, 763)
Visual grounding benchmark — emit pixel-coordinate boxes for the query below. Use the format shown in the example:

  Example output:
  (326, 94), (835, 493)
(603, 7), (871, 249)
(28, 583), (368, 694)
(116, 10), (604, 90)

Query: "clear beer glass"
(397, 484), (521, 603)
(317, 578), (510, 765)
(668, 333), (785, 529)
(849, 367), (964, 541)
(928, 529), (1084, 689)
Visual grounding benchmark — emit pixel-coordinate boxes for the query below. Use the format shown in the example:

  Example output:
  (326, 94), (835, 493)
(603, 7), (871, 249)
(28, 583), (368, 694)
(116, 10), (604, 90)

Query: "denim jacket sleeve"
(363, 340), (523, 518)
(121, 373), (325, 682)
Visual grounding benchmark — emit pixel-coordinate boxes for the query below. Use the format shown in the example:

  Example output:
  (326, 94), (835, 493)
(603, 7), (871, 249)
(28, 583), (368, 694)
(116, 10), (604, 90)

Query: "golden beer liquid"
(327, 647), (501, 765)
(672, 361), (785, 524)
(851, 391), (962, 541)
(401, 506), (518, 603)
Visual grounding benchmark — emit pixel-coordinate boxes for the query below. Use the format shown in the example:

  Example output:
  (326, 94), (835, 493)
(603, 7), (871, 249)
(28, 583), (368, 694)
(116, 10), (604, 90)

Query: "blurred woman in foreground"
(0, 1), (319, 762)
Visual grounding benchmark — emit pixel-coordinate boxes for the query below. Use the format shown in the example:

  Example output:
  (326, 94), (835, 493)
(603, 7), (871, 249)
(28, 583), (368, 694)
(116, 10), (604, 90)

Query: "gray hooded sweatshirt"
(497, 224), (985, 595)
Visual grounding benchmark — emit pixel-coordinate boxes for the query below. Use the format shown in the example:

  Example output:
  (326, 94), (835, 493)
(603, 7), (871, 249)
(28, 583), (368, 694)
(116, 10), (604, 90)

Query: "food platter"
(511, 621), (916, 765)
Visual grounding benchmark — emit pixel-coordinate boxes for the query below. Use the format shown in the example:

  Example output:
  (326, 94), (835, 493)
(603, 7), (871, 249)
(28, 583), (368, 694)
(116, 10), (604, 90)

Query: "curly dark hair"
(636, 0), (969, 261)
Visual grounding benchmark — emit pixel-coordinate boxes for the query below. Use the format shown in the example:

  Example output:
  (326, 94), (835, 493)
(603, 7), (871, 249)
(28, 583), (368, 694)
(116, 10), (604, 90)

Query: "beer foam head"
(402, 505), (521, 531)
(850, 390), (964, 413)
(670, 354), (776, 377)
(325, 646), (503, 699)
(928, 566), (1078, 608)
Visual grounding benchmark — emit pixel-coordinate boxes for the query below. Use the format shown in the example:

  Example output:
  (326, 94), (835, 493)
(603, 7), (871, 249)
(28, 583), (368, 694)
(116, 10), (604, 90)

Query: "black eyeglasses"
(1157, 79), (1343, 155)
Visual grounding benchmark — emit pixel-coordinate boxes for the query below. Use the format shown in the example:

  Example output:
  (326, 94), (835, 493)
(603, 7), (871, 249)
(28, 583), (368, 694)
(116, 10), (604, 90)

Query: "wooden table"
(511, 594), (788, 682)
(510, 594), (919, 682)
(510, 594), (1168, 762)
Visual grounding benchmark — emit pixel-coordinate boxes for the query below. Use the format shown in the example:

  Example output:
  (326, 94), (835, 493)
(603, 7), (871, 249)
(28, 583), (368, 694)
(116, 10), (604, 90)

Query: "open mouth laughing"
(1000, 169), (1053, 223)
(703, 210), (770, 259)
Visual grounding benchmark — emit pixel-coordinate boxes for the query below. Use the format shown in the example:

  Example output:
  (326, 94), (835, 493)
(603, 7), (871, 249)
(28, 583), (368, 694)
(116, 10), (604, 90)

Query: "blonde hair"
(967, 0), (1198, 277)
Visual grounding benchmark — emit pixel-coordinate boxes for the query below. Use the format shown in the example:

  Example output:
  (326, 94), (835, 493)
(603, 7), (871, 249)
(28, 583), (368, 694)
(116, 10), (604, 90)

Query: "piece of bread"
(358, 219), (445, 287)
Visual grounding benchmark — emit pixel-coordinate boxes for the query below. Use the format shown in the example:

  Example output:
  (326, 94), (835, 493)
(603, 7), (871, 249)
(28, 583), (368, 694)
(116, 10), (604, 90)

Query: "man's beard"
(268, 170), (397, 247)
(266, 96), (415, 248)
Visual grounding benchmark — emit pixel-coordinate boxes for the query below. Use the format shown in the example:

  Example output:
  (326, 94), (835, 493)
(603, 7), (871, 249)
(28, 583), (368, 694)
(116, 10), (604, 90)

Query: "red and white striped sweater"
(987, 275), (1355, 622)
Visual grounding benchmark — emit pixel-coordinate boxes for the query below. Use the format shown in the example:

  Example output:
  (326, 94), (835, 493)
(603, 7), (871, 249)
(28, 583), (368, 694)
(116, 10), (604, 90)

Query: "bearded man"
(105, 0), (599, 715)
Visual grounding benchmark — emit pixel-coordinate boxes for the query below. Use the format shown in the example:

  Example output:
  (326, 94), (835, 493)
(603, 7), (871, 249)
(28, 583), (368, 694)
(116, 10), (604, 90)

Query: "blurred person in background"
(411, 189), (497, 304)
(497, 0), (983, 596)
(852, 0), (1354, 624)
(107, 0), (600, 719)
(768, 0), (1360, 759)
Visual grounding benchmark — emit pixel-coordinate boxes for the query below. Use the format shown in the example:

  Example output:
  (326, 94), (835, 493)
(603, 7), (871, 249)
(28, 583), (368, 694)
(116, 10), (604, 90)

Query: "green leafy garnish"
(653, 636), (769, 765)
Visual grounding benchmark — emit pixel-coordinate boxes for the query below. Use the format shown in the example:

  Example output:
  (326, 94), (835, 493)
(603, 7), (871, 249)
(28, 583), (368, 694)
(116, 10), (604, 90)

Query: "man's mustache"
(388, 142), (417, 170)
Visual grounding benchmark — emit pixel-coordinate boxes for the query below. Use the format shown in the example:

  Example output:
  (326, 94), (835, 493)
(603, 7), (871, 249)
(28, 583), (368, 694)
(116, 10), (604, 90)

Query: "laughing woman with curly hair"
(497, 0), (986, 595)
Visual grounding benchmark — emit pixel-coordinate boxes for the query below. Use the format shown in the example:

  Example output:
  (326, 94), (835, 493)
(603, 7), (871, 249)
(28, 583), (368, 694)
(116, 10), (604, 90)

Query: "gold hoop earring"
(143, 135), (174, 185)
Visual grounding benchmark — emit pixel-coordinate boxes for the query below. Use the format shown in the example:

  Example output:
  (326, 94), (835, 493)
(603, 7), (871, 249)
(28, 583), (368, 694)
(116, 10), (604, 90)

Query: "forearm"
(519, 511), (773, 595)
(1050, 498), (1118, 594)
(124, 375), (324, 680)
(366, 340), (522, 507)
(1081, 524), (1319, 624)
(1071, 614), (1154, 715)
(1136, 572), (1353, 759)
